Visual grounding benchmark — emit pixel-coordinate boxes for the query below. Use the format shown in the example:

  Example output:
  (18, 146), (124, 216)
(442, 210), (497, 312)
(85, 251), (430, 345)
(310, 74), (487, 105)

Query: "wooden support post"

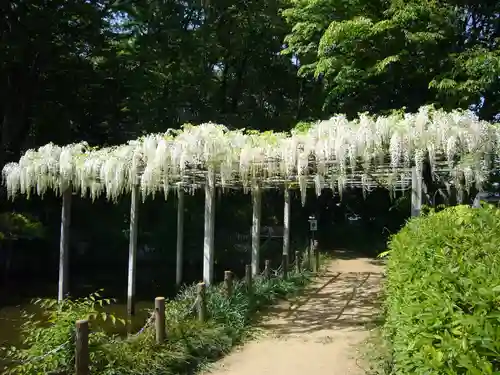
(75, 320), (89, 375)
(283, 186), (290, 264)
(245, 264), (252, 293)
(411, 166), (422, 217)
(58, 187), (72, 302)
(224, 270), (233, 298)
(304, 242), (310, 270)
(127, 184), (140, 318)
(295, 250), (301, 273)
(251, 185), (262, 276)
(203, 170), (216, 286)
(263, 259), (270, 280)
(282, 253), (288, 280)
(197, 282), (207, 322)
(176, 187), (184, 287)
(312, 240), (318, 272)
(155, 297), (166, 344)
(314, 240), (320, 272)
(457, 187), (465, 204)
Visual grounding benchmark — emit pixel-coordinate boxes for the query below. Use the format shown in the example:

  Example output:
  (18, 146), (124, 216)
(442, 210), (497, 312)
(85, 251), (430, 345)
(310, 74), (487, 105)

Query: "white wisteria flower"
(3, 106), (499, 204)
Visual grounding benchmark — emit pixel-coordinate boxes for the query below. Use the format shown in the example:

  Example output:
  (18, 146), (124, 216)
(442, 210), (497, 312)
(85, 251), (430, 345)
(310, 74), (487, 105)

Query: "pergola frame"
(3, 105), (499, 318)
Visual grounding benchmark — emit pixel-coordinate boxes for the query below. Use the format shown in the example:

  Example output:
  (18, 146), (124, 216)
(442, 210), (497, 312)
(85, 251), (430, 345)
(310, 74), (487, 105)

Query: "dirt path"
(201, 252), (384, 375)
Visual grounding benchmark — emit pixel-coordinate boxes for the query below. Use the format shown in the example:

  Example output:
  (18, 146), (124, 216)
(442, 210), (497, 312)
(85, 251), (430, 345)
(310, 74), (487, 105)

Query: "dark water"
(0, 299), (153, 370)
(0, 259), (252, 363)
(0, 266), (183, 371)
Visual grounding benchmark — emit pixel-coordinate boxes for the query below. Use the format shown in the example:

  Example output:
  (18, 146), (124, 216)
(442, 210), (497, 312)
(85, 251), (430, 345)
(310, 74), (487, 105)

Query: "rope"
(271, 265), (282, 277)
(1, 340), (69, 365)
(4, 257), (306, 368)
(133, 311), (156, 336)
(184, 295), (200, 318)
(133, 295), (199, 337)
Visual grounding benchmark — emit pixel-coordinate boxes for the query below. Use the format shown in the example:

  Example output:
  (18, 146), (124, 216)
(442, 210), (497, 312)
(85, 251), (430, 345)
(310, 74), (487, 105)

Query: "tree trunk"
(230, 57), (248, 113)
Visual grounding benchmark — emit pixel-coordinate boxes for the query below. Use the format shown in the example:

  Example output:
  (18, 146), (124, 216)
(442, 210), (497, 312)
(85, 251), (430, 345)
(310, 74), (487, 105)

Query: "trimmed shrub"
(384, 205), (500, 375)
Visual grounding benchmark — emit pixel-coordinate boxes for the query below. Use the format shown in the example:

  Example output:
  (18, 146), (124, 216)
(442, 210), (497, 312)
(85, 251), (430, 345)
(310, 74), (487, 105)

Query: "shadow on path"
(260, 256), (384, 337)
(200, 254), (385, 375)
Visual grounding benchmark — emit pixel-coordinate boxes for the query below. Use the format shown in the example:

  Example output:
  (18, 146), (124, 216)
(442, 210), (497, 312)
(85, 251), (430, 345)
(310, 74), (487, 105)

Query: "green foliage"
(282, 0), (500, 119)
(0, 212), (44, 241)
(383, 205), (500, 374)
(2, 269), (311, 375)
(2, 290), (122, 374)
(293, 121), (314, 133)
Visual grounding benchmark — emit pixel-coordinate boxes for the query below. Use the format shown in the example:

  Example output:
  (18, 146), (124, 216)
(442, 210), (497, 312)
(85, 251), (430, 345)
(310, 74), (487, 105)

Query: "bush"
(383, 204), (500, 375)
(2, 268), (311, 375)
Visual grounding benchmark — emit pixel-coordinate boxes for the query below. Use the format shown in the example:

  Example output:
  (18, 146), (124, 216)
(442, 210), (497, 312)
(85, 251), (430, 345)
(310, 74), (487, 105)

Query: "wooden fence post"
(295, 251), (301, 273)
(197, 282), (207, 322)
(282, 254), (288, 280)
(224, 270), (233, 298)
(263, 259), (270, 280)
(245, 264), (252, 293)
(75, 320), (89, 375)
(155, 297), (166, 344)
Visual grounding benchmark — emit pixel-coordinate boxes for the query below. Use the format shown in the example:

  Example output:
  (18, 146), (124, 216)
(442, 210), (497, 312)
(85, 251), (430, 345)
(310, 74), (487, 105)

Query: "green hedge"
(3, 268), (312, 375)
(384, 205), (500, 375)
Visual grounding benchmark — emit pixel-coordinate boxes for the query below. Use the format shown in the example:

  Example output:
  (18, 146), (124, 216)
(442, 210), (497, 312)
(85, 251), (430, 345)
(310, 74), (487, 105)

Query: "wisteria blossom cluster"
(3, 106), (499, 202)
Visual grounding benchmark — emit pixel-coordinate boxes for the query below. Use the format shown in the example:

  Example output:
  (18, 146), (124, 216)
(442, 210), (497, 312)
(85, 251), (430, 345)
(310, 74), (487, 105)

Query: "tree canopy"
(281, 0), (500, 119)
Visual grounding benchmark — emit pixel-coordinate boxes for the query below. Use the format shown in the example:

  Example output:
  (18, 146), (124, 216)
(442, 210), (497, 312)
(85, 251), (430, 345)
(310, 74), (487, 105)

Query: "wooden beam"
(203, 170), (215, 285)
(58, 187), (72, 302)
(176, 186), (184, 287)
(251, 185), (262, 276)
(127, 184), (140, 317)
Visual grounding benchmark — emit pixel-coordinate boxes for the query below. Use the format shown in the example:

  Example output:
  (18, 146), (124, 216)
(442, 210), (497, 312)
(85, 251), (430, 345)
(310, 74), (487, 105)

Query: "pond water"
(0, 300), (153, 369)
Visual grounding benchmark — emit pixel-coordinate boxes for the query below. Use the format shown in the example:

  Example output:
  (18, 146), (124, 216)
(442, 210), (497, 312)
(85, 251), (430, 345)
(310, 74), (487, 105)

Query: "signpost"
(308, 215), (318, 232)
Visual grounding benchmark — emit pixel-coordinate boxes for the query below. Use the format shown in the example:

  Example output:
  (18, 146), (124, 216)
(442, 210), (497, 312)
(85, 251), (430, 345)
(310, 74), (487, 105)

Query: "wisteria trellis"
(4, 105), (499, 310)
(3, 106), (499, 204)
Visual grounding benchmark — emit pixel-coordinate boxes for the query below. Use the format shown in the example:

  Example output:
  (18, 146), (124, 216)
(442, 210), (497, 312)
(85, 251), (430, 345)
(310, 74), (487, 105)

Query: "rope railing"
(133, 310), (156, 337)
(3, 252), (321, 374)
(1, 340), (70, 365)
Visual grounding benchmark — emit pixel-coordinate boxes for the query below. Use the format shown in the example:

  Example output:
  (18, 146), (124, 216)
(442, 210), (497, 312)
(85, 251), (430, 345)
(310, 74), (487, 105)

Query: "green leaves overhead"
(1, 0), (325, 171)
(282, 0), (500, 119)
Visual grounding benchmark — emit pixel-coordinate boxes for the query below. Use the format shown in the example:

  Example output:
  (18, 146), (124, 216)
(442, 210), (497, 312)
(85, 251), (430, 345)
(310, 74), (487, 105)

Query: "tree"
(0, 212), (44, 286)
(0, 0), (125, 164)
(281, 0), (500, 120)
(115, 0), (324, 132)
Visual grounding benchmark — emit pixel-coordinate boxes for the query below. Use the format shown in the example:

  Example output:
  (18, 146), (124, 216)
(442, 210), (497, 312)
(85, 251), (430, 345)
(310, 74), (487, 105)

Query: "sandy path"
(200, 252), (384, 375)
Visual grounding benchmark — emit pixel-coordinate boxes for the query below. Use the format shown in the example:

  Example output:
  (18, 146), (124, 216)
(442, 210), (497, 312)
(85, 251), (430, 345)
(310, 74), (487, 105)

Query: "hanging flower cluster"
(2, 142), (89, 199)
(3, 106), (498, 202)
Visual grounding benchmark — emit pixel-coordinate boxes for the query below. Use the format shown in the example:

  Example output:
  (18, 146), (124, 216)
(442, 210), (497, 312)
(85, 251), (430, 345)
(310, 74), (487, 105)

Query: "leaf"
(377, 250), (391, 258)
